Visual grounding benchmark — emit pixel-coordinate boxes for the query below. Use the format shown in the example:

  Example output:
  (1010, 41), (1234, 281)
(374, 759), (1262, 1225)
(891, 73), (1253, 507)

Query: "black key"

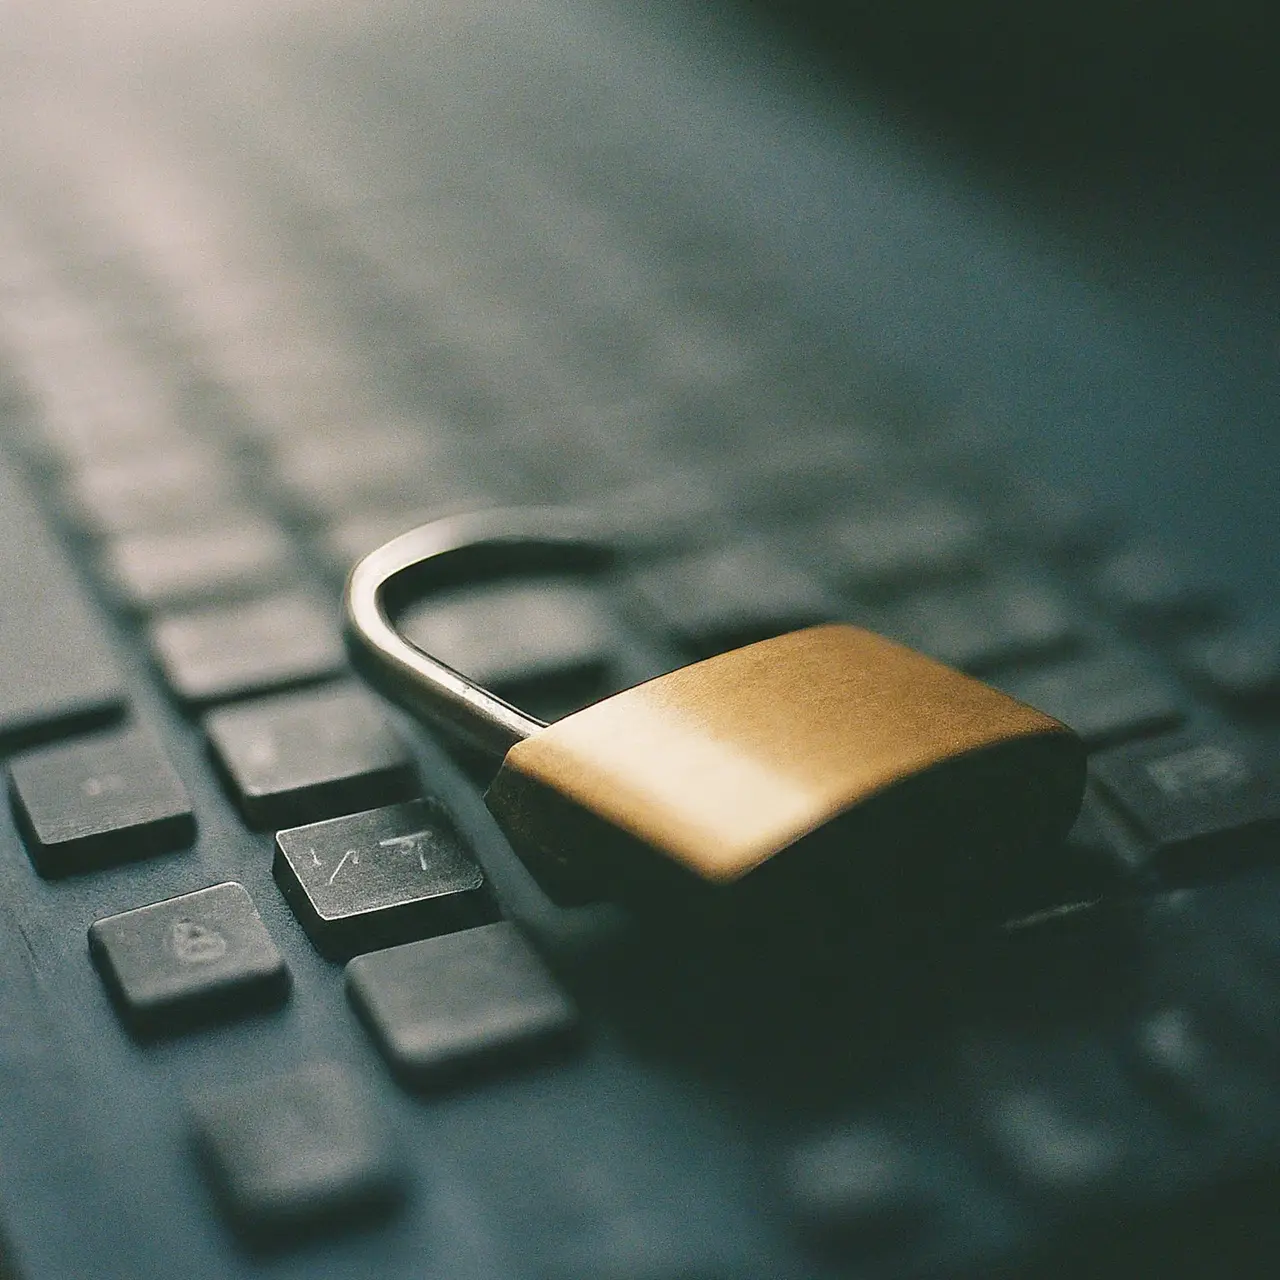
(982, 1083), (1130, 1207)
(62, 444), (240, 537)
(1123, 1007), (1273, 1146)
(0, 461), (126, 750)
(1092, 731), (1280, 881)
(88, 882), (289, 1036)
(399, 579), (615, 694)
(345, 922), (578, 1086)
(101, 519), (297, 611)
(578, 471), (726, 553)
(205, 685), (417, 830)
(1092, 544), (1223, 628)
(818, 492), (983, 596)
(882, 571), (1080, 674)
(998, 653), (1183, 747)
(626, 543), (831, 657)
(191, 1061), (404, 1245)
(783, 1126), (928, 1250)
(8, 727), (195, 877)
(722, 428), (892, 518)
(149, 591), (346, 706)
(1180, 619), (1280, 709)
(269, 424), (442, 516)
(274, 801), (490, 958)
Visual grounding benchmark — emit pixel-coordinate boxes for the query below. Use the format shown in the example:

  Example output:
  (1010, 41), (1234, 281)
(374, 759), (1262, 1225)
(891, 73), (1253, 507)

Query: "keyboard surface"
(0, 1), (1278, 1277)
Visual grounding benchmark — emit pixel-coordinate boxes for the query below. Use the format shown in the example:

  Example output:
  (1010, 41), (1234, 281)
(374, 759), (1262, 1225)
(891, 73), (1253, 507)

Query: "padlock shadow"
(540, 870), (1143, 1119)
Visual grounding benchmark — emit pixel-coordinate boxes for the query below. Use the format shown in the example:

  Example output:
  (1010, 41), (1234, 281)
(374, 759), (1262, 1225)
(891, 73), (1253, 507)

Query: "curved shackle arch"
(343, 509), (615, 764)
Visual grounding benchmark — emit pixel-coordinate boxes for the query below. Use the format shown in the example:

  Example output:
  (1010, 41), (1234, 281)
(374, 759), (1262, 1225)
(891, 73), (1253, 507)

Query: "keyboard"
(0, 2), (1278, 1277)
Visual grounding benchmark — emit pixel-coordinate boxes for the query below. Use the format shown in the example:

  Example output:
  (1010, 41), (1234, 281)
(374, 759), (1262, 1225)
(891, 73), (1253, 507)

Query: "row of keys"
(90, 875), (576, 1244)
(6, 686), (420, 873)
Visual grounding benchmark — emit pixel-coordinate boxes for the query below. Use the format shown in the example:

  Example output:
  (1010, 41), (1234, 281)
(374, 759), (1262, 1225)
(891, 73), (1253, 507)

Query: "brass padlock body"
(484, 625), (1085, 908)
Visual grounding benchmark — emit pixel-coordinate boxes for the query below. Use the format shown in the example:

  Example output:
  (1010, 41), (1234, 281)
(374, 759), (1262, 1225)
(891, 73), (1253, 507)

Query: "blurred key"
(150, 592), (345, 706)
(1092, 731), (1280, 881)
(269, 423), (446, 516)
(783, 1125), (929, 1250)
(1092, 545), (1223, 629)
(1180, 619), (1280, 709)
(102, 519), (296, 611)
(626, 542), (832, 657)
(999, 653), (1183, 747)
(62, 444), (239, 537)
(191, 1062), (404, 1245)
(818, 493), (983, 597)
(883, 571), (1080, 674)
(0, 462), (126, 750)
(400, 578), (616, 697)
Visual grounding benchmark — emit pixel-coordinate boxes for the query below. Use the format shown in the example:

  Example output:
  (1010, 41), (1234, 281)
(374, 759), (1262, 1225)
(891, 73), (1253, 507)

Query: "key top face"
(274, 801), (490, 958)
(0, 462), (126, 751)
(399, 579), (615, 693)
(883, 572), (1080, 675)
(205, 684), (417, 829)
(191, 1061), (404, 1245)
(1092, 732), (1280, 881)
(88, 882), (289, 1036)
(345, 922), (578, 1085)
(783, 1126), (929, 1250)
(626, 543), (832, 657)
(999, 653), (1183, 748)
(149, 592), (346, 706)
(102, 520), (296, 611)
(9, 726), (195, 877)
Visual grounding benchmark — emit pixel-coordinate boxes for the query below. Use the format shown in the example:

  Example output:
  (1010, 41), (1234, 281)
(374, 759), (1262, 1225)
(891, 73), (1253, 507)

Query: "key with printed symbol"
(88, 882), (289, 1036)
(8, 726), (195, 876)
(274, 801), (492, 958)
(1092, 731), (1280, 882)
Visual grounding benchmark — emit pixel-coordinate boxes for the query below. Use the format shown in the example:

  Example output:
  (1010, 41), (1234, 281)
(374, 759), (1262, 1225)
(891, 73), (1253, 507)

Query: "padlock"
(344, 513), (1086, 913)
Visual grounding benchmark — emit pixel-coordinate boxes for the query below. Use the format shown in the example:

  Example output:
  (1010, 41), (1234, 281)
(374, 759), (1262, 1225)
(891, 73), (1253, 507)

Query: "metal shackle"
(342, 510), (613, 761)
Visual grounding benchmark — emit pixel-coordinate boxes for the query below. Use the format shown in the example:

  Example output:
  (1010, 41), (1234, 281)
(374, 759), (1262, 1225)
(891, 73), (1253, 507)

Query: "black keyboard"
(0, 3), (1278, 1278)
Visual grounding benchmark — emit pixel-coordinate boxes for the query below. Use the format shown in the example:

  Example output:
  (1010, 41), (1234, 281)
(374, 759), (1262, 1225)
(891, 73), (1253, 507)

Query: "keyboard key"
(1092, 545), (1223, 629)
(149, 591), (345, 705)
(345, 922), (578, 1085)
(400, 579), (615, 695)
(783, 1126), (928, 1250)
(625, 543), (831, 657)
(1179, 619), (1280, 709)
(191, 1061), (404, 1245)
(721, 428), (892, 518)
(205, 684), (417, 829)
(818, 493), (983, 596)
(0, 461), (126, 750)
(61, 444), (240, 537)
(88, 882), (288, 1036)
(101, 519), (297, 611)
(882, 571), (1080, 674)
(9, 727), (195, 877)
(269, 423), (443, 516)
(1092, 732), (1280, 881)
(983, 1084), (1129, 1206)
(1123, 1007), (1271, 1143)
(998, 653), (1183, 747)
(274, 801), (490, 958)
